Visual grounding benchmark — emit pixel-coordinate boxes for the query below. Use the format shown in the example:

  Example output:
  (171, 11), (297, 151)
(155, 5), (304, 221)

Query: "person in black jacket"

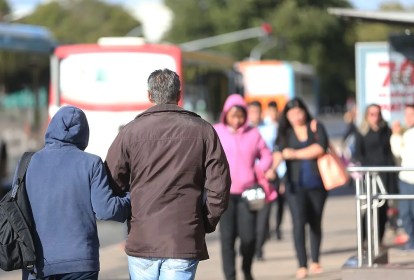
(354, 103), (398, 247)
(266, 97), (328, 279)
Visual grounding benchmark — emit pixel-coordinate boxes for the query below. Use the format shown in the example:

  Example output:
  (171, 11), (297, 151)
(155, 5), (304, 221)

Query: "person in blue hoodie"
(22, 106), (131, 280)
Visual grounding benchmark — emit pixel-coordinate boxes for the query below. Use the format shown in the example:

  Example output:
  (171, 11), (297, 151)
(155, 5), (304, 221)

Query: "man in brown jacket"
(105, 68), (231, 280)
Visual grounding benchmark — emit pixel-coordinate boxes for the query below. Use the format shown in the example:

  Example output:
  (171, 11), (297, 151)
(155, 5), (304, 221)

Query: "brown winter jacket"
(105, 104), (231, 260)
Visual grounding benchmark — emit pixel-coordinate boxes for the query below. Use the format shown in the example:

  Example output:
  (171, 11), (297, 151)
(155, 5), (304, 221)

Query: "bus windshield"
(59, 52), (177, 107)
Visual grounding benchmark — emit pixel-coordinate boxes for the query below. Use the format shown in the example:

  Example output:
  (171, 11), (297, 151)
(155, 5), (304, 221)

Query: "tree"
(18, 0), (140, 44)
(354, 2), (410, 43)
(0, 0), (10, 21)
(165, 0), (355, 108)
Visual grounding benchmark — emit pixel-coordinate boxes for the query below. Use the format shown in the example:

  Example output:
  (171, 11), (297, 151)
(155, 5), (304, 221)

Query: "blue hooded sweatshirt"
(24, 106), (130, 278)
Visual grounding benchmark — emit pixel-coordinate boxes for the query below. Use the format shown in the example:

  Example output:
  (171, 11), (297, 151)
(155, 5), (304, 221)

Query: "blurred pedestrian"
(215, 94), (272, 280)
(354, 104), (398, 247)
(390, 104), (414, 251)
(247, 100), (280, 261)
(266, 97), (328, 279)
(23, 106), (131, 280)
(265, 101), (287, 241)
(105, 69), (231, 280)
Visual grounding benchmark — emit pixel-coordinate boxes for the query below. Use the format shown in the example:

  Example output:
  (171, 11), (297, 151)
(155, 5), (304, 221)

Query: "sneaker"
(394, 233), (409, 245)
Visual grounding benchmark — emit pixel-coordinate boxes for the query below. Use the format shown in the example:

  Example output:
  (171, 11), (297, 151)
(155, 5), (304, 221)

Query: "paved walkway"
(1, 193), (414, 280)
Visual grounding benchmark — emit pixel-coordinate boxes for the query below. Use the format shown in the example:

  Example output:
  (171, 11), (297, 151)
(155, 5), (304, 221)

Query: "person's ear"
(148, 91), (154, 103)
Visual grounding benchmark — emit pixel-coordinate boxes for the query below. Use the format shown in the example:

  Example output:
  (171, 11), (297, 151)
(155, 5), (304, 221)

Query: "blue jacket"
(24, 106), (130, 278)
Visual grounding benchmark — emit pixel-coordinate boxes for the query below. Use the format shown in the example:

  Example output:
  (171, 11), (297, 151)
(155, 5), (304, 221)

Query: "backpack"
(0, 152), (35, 272)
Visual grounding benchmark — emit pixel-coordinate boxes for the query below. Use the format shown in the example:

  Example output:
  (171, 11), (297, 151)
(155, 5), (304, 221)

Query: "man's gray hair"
(148, 69), (181, 104)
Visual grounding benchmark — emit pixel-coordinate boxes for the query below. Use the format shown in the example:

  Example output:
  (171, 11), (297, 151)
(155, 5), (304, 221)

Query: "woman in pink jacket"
(214, 94), (273, 280)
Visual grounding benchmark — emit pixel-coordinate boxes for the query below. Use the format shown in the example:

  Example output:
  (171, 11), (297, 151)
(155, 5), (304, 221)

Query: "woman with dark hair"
(266, 97), (329, 279)
(354, 104), (397, 246)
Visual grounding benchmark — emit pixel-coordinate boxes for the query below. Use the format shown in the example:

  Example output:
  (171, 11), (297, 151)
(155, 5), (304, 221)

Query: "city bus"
(49, 37), (237, 159)
(235, 60), (318, 114)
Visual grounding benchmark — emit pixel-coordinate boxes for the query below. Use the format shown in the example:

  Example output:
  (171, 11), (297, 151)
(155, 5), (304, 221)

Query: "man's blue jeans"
(399, 180), (414, 249)
(128, 256), (199, 280)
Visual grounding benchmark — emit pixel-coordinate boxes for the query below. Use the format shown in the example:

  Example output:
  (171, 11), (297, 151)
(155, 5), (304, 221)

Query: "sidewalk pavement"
(1, 193), (414, 280)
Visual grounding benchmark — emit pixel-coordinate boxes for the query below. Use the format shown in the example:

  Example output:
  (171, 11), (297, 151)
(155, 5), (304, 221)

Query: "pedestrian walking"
(214, 94), (273, 280)
(23, 106), (131, 280)
(105, 68), (231, 280)
(247, 100), (280, 260)
(354, 104), (398, 247)
(265, 101), (287, 241)
(266, 97), (328, 279)
(391, 103), (414, 251)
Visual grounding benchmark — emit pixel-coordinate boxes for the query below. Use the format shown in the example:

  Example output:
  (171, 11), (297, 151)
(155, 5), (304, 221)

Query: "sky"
(6, 0), (414, 17)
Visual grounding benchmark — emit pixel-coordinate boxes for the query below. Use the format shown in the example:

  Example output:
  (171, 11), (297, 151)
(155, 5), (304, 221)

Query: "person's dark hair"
(224, 105), (247, 125)
(276, 97), (313, 147)
(406, 103), (414, 109)
(147, 69), (181, 104)
(248, 100), (262, 109)
(267, 101), (278, 110)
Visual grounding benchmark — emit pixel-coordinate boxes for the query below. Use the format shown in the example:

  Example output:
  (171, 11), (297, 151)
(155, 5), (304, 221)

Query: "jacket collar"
(136, 104), (201, 119)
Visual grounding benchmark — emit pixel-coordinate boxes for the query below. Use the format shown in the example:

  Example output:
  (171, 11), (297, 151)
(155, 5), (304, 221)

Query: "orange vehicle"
(235, 60), (318, 114)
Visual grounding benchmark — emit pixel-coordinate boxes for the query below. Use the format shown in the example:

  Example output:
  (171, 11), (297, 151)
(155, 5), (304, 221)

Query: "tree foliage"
(165, 0), (355, 108)
(18, 0), (140, 44)
(354, 2), (410, 43)
(0, 0), (10, 21)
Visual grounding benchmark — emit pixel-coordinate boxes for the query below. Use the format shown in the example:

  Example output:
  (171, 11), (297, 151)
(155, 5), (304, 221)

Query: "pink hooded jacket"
(214, 94), (274, 198)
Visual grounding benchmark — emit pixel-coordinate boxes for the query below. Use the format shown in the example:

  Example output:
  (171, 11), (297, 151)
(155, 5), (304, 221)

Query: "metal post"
(356, 176), (363, 267)
(179, 27), (267, 51)
(372, 173), (379, 257)
(365, 172), (373, 267)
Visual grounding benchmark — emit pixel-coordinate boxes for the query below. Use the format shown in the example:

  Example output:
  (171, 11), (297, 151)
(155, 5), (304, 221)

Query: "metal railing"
(347, 166), (414, 268)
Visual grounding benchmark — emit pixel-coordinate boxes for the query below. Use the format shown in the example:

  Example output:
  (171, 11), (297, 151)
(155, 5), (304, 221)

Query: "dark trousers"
(275, 189), (285, 236)
(287, 187), (327, 268)
(220, 195), (257, 280)
(255, 201), (272, 257)
(23, 271), (98, 280)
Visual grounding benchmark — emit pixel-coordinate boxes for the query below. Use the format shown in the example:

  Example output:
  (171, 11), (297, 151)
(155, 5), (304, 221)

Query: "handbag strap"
(11, 152), (35, 200)
(310, 120), (331, 153)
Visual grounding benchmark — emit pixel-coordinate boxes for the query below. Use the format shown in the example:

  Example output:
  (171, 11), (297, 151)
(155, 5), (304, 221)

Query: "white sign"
(355, 42), (405, 125)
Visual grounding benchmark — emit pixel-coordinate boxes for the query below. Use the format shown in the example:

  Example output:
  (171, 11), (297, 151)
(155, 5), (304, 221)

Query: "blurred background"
(0, 0), (413, 195)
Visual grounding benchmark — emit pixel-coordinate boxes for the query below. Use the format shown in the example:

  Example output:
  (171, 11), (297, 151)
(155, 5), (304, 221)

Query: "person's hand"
(282, 148), (296, 160)
(265, 169), (277, 181)
(392, 120), (402, 135)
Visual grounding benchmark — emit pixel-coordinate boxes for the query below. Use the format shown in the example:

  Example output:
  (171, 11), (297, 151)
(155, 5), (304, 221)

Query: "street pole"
(179, 26), (269, 52)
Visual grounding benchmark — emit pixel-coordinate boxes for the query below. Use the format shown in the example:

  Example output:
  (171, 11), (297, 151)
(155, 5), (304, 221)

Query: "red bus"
(49, 37), (237, 159)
